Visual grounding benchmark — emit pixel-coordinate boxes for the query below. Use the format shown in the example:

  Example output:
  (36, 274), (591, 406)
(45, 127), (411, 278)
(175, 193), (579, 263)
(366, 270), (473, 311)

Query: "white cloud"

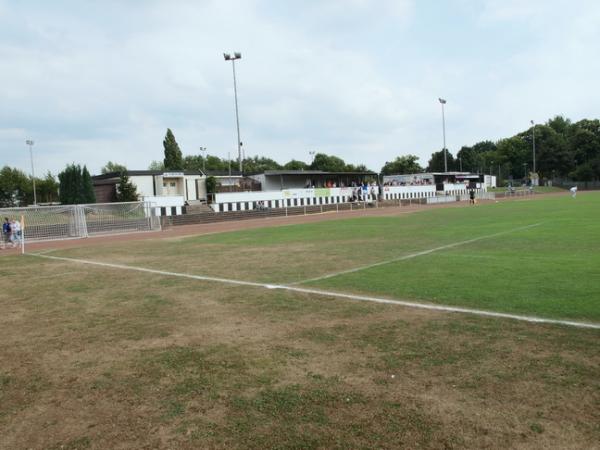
(0, 0), (598, 176)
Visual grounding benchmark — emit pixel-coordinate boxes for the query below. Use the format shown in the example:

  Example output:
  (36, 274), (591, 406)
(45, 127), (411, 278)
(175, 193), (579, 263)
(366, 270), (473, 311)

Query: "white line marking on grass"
(292, 222), (544, 285)
(32, 253), (600, 330)
(33, 254), (271, 289)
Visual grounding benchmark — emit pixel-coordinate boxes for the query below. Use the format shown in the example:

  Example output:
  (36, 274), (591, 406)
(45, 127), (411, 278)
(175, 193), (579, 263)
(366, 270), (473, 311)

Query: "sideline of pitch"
(31, 252), (600, 330)
(292, 222), (544, 285)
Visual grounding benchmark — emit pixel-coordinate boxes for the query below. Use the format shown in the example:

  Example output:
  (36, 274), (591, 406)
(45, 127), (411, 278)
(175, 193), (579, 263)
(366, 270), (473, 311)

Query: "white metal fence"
(459, 192), (497, 202)
(0, 202), (160, 242)
(427, 196), (457, 204)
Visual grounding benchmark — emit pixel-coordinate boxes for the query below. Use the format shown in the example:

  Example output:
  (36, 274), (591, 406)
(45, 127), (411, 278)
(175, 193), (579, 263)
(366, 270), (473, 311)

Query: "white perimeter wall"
(443, 183), (487, 195)
(215, 187), (371, 203)
(211, 186), (379, 211)
(382, 185), (436, 200)
(143, 195), (185, 216)
(211, 186), (377, 212)
(130, 175), (156, 198)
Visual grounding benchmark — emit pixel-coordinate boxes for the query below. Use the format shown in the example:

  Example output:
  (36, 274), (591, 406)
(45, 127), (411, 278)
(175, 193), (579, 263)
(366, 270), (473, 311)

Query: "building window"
(170, 182), (176, 187)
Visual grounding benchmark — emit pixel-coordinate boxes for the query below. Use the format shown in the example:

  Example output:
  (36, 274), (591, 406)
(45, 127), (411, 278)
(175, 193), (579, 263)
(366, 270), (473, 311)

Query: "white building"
(93, 170), (207, 215)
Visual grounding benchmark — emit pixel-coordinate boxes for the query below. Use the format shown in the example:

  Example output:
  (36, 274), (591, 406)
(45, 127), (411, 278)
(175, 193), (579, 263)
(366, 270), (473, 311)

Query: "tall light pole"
(223, 52), (243, 172)
(309, 151), (315, 165)
(199, 146), (207, 173)
(438, 98), (447, 172)
(530, 120), (536, 175)
(227, 151), (232, 186)
(26, 140), (37, 205)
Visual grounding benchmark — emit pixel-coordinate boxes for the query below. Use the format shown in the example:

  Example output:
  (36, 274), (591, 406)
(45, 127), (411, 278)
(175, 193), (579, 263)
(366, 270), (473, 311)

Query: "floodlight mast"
(531, 120), (536, 174)
(438, 98), (447, 172)
(199, 146), (207, 173)
(26, 139), (37, 205)
(223, 51), (243, 172)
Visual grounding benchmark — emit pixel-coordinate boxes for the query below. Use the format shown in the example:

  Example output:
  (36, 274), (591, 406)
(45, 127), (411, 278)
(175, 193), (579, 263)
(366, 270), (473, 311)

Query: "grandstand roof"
(92, 170), (206, 180)
(259, 170), (376, 176)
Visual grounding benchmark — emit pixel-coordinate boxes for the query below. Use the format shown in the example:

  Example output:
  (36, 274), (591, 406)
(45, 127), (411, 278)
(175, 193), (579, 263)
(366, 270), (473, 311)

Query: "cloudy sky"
(1, 0), (599, 175)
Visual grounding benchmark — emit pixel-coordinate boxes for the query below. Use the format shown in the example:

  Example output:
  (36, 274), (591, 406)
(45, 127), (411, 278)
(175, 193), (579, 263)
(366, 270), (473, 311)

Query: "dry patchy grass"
(1, 256), (599, 449)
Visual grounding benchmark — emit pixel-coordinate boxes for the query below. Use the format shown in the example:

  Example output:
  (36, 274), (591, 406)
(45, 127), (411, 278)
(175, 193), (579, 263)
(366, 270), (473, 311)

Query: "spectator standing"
(11, 218), (22, 247)
(2, 218), (11, 249)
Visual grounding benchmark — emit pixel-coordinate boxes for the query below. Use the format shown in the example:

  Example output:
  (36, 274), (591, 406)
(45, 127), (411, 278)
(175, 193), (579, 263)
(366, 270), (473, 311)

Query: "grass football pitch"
(1, 193), (599, 449)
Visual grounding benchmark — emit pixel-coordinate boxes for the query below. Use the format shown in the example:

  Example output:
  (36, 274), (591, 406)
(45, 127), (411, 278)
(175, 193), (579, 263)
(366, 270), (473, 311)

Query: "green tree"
(81, 166), (96, 203)
(183, 154), (230, 172)
(495, 137), (529, 179)
(205, 176), (217, 194)
(380, 155), (423, 175)
(547, 115), (572, 135)
(570, 121), (600, 179)
(0, 166), (30, 207)
(472, 140), (497, 154)
(346, 163), (369, 172)
(205, 155), (229, 171)
(427, 150), (456, 172)
(310, 153), (347, 172)
(148, 160), (165, 171)
(242, 156), (282, 173)
(456, 146), (477, 172)
(455, 141), (497, 174)
(423, 115), (600, 181)
(183, 155), (205, 171)
(283, 159), (309, 170)
(36, 172), (59, 204)
(163, 128), (183, 170)
(534, 125), (571, 178)
(570, 163), (595, 181)
(116, 172), (139, 202)
(101, 161), (127, 174)
(58, 164), (84, 205)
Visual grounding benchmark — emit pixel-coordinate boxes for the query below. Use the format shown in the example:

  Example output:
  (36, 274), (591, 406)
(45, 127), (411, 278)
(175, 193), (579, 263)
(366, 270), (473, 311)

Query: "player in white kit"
(570, 186), (577, 198)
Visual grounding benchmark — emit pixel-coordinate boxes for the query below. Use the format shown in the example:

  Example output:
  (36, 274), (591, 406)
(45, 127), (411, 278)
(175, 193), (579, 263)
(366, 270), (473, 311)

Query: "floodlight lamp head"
(234, 52), (241, 59)
(530, 120), (534, 125)
(26, 140), (34, 145)
(223, 53), (231, 60)
(438, 98), (447, 104)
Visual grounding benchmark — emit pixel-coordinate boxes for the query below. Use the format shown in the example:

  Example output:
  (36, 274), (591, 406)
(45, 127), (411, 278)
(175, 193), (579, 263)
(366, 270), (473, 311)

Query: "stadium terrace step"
(184, 203), (215, 214)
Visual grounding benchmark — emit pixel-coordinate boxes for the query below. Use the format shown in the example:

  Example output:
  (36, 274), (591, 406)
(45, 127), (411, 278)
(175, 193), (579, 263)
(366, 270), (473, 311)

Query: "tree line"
(429, 116), (600, 182)
(2, 115), (599, 207)
(149, 128), (370, 173)
(154, 116), (600, 183)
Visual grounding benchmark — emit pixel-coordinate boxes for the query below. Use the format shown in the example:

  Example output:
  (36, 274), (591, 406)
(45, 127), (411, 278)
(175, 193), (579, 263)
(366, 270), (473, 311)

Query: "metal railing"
(0, 202), (160, 242)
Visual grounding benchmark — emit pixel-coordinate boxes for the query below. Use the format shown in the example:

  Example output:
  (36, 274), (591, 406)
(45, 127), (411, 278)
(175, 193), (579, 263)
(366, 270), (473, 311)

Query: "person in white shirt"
(570, 186), (578, 198)
(10, 219), (21, 247)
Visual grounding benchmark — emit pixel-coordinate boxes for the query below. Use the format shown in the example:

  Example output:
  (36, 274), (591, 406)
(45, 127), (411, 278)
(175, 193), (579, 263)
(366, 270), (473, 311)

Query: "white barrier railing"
(427, 196), (457, 204)
(459, 192), (496, 202)
(212, 187), (380, 212)
(382, 185), (436, 200)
